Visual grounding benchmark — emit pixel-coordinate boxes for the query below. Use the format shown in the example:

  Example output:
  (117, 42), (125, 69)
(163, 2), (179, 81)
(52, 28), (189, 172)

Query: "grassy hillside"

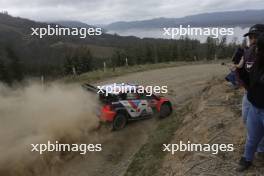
(0, 13), (237, 83)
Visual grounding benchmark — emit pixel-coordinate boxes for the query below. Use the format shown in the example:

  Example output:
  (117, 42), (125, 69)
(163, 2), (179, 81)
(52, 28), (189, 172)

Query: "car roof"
(100, 83), (139, 95)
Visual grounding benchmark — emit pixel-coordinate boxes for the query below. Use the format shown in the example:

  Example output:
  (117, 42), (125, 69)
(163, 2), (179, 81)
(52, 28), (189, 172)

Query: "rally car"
(82, 83), (173, 130)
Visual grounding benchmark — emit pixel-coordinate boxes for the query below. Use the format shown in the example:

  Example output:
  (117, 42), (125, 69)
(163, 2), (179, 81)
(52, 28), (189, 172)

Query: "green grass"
(124, 103), (193, 176)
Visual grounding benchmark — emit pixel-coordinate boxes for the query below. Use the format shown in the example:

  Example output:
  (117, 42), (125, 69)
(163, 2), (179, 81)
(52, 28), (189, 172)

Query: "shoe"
(236, 157), (252, 172)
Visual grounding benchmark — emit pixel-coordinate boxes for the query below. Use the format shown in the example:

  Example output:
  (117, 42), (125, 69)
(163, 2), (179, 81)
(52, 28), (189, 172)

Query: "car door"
(120, 92), (152, 118)
(138, 93), (154, 116)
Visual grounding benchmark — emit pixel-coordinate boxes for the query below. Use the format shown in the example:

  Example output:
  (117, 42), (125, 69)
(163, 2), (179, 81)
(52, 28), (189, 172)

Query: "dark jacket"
(232, 47), (244, 64)
(237, 45), (257, 89)
(247, 61), (264, 109)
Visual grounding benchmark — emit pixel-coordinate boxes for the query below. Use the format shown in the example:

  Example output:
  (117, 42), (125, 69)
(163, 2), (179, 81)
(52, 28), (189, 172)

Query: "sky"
(1, 0), (264, 25)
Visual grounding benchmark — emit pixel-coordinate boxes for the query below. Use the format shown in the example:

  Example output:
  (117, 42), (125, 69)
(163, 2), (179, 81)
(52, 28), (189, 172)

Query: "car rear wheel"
(159, 103), (172, 118)
(112, 114), (127, 130)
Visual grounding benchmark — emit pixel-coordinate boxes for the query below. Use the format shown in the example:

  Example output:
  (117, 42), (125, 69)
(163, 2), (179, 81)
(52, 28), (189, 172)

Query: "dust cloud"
(0, 81), (99, 175)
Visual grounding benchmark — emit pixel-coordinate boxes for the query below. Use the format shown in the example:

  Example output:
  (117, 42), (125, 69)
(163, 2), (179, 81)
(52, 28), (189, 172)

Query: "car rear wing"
(82, 83), (105, 94)
(82, 83), (119, 103)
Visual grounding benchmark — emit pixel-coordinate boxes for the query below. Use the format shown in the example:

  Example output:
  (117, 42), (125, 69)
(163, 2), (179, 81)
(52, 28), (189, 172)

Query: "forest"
(0, 13), (239, 84)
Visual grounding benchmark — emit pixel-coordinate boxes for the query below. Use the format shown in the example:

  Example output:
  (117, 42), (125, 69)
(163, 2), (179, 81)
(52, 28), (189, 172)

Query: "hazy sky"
(1, 0), (264, 24)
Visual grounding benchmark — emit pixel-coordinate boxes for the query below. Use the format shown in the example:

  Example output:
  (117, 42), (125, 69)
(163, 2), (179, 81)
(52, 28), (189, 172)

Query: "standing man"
(233, 24), (264, 171)
(234, 25), (264, 121)
(225, 45), (245, 88)
(237, 33), (264, 172)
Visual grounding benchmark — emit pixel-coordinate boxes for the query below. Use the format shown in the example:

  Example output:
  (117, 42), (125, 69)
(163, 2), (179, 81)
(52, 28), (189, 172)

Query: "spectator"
(225, 46), (244, 88)
(237, 33), (264, 172)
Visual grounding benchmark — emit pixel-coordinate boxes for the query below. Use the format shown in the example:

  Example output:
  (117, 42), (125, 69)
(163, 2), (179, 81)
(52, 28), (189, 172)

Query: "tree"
(6, 46), (24, 82)
(205, 37), (217, 60)
(111, 50), (126, 71)
(171, 42), (179, 61)
(64, 47), (94, 75)
(217, 36), (227, 59)
(64, 55), (74, 75)
(79, 49), (93, 73)
(145, 45), (155, 63)
(0, 58), (10, 84)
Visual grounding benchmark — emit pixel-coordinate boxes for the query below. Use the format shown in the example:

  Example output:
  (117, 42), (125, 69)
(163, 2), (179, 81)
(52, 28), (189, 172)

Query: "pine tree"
(172, 42), (178, 61)
(63, 47), (94, 75)
(6, 47), (24, 82)
(0, 59), (10, 84)
(64, 56), (74, 75)
(205, 37), (217, 60)
(80, 49), (93, 73)
(217, 36), (227, 59)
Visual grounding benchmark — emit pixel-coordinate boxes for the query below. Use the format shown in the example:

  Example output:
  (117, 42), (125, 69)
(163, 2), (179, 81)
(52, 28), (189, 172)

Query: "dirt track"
(98, 63), (228, 104)
(0, 63), (232, 176)
(51, 63), (229, 176)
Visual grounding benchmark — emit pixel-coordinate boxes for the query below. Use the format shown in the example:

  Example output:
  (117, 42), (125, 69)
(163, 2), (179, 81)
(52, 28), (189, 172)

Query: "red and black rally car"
(83, 83), (173, 130)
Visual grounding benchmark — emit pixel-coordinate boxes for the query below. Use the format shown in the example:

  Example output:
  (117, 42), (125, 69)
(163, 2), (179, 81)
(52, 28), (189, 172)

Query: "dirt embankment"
(153, 80), (264, 176)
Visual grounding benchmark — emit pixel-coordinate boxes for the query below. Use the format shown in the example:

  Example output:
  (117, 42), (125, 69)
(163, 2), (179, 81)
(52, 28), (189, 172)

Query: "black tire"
(112, 113), (127, 131)
(159, 103), (172, 118)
